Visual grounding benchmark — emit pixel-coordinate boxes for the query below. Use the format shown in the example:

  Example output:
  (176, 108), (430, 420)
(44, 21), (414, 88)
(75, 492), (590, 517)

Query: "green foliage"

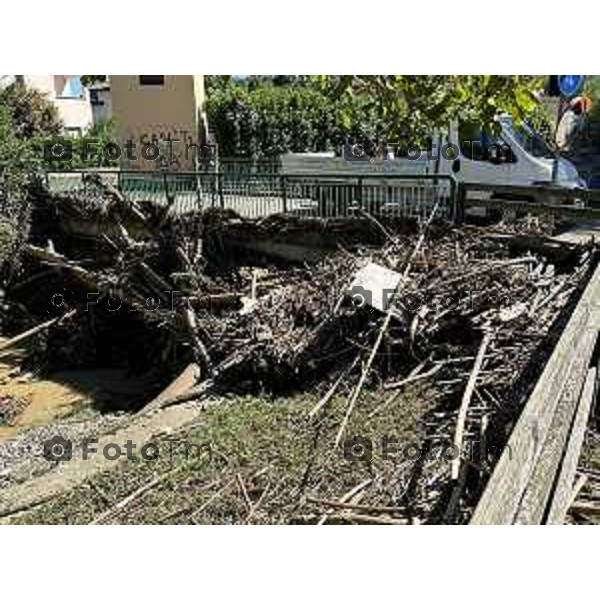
(205, 75), (233, 95)
(0, 105), (40, 189)
(527, 102), (554, 146)
(206, 76), (544, 158)
(0, 82), (62, 139)
(0, 82), (63, 193)
(38, 118), (120, 170)
(0, 215), (18, 265)
(0, 106), (35, 274)
(319, 75), (544, 142)
(584, 76), (600, 103)
(80, 75), (107, 88)
(206, 80), (380, 157)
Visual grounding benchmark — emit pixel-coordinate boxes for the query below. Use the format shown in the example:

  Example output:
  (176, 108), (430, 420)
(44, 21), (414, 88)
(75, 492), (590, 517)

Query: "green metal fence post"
(454, 180), (465, 225)
(357, 176), (363, 212)
(218, 172), (224, 209)
(196, 173), (202, 209)
(162, 172), (170, 206)
(281, 175), (288, 213)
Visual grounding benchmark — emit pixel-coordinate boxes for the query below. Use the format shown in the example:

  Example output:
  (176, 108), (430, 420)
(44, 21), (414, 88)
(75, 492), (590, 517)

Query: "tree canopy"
(318, 75), (544, 141)
(205, 75), (545, 158)
(0, 82), (62, 140)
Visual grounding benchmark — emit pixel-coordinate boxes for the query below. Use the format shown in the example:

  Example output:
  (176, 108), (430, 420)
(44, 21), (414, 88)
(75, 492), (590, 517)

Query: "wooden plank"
(568, 474), (589, 508)
(514, 330), (597, 524)
(451, 332), (492, 480)
(138, 362), (200, 415)
(546, 368), (597, 524)
(470, 262), (600, 524)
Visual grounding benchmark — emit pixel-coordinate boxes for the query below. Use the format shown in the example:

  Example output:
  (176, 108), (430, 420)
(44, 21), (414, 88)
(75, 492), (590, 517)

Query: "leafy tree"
(39, 118), (120, 170)
(0, 82), (62, 140)
(81, 75), (107, 87)
(207, 75), (545, 158)
(206, 80), (379, 157)
(0, 106), (37, 272)
(318, 75), (544, 142)
(0, 106), (40, 188)
(205, 76), (235, 95)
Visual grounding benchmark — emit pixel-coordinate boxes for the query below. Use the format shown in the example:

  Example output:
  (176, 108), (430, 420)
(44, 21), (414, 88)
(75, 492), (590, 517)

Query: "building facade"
(17, 75), (94, 136)
(109, 75), (207, 170)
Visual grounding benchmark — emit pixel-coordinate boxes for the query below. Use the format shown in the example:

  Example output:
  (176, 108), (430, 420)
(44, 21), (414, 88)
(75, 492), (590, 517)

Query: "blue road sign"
(558, 75), (585, 98)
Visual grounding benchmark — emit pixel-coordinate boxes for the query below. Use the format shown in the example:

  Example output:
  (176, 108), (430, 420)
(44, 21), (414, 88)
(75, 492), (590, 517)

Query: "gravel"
(0, 409), (128, 488)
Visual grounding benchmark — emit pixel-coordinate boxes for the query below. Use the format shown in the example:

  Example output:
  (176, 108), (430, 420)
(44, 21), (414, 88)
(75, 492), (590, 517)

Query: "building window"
(89, 89), (104, 106)
(139, 75), (164, 86)
(55, 76), (85, 99)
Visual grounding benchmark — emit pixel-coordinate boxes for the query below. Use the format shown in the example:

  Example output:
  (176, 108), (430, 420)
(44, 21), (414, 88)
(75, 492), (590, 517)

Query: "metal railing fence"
(43, 170), (458, 221)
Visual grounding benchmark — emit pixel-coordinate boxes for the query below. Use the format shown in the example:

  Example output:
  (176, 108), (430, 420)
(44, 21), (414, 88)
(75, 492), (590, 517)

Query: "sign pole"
(552, 97), (564, 185)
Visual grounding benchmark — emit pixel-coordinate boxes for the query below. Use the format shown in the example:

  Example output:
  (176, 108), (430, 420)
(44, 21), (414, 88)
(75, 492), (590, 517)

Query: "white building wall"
(21, 75), (94, 135)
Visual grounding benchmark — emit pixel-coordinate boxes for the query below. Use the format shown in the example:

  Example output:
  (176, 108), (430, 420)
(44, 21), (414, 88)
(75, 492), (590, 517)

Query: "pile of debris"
(0, 178), (596, 521)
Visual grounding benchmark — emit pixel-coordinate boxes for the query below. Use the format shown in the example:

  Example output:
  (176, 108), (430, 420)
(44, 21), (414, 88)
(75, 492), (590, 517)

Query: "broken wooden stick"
(568, 474), (589, 513)
(307, 497), (404, 514)
(317, 478), (373, 525)
(451, 331), (493, 480)
(334, 199), (441, 448)
(245, 482), (271, 524)
(0, 309), (77, 353)
(138, 362), (201, 415)
(183, 307), (214, 375)
(326, 512), (408, 525)
(26, 244), (93, 284)
(308, 353), (360, 419)
(90, 474), (164, 524)
(236, 473), (254, 515)
(368, 362), (442, 419)
(191, 478), (237, 522)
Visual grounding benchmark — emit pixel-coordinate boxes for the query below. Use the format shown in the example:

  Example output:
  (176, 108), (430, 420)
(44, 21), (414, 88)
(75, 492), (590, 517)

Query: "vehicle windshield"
(500, 116), (554, 159)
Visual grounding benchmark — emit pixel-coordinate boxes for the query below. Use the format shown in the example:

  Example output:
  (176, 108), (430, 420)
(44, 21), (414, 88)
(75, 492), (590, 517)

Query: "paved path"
(0, 402), (202, 520)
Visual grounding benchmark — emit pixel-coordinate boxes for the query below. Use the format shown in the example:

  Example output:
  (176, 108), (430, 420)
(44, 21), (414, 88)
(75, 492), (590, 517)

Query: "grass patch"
(9, 384), (436, 524)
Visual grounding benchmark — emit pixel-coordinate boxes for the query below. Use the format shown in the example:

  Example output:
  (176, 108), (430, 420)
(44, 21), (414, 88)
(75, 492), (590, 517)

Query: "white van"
(442, 116), (586, 190)
(282, 116), (586, 191)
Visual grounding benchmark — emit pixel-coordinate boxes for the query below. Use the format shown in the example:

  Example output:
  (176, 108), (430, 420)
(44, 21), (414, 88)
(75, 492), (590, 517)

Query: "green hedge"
(206, 82), (381, 158)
